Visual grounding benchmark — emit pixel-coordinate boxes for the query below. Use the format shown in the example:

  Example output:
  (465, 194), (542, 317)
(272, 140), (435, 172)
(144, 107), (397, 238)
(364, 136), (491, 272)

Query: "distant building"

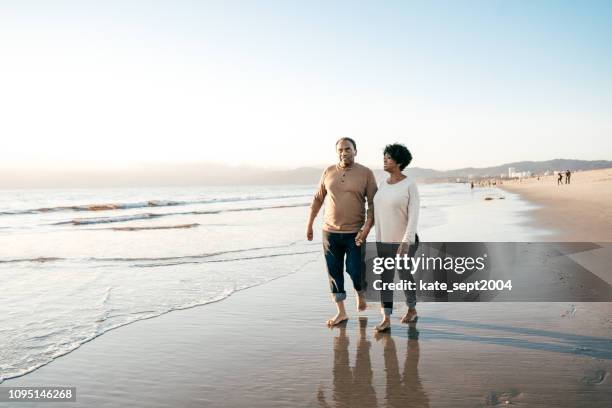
(514, 171), (531, 178)
(508, 168), (531, 179)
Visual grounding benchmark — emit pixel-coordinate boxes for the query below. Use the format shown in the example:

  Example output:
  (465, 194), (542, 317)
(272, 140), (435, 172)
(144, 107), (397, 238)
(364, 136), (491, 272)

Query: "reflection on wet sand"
(317, 317), (429, 408)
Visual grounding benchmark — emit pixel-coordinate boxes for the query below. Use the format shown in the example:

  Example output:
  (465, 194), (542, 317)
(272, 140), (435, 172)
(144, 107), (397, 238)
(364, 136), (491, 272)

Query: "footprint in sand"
(560, 304), (577, 318)
(580, 369), (608, 385)
(485, 388), (524, 406)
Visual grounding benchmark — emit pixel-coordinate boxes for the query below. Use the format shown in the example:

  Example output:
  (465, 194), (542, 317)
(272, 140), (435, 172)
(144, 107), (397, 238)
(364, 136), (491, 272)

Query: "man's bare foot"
(357, 292), (367, 312)
(327, 312), (348, 327)
(400, 308), (418, 324)
(374, 316), (391, 332)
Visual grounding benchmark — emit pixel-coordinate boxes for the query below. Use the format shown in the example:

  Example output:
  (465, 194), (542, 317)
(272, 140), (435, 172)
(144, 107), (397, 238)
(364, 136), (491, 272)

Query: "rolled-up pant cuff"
(332, 292), (347, 302)
(383, 307), (393, 316)
(407, 301), (417, 309)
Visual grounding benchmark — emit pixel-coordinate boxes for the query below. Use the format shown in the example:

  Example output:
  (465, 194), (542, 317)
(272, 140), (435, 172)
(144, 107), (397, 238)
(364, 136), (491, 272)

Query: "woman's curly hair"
(383, 143), (412, 170)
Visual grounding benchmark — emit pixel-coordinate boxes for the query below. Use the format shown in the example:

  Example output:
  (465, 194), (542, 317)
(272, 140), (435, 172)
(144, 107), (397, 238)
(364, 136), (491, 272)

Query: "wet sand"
(3, 254), (611, 408)
(499, 168), (612, 242)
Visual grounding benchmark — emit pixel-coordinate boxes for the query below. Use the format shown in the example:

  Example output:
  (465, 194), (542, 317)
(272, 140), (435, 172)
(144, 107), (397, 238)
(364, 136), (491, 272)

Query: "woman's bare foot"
(356, 291), (367, 311)
(374, 316), (391, 332)
(400, 308), (418, 324)
(327, 311), (348, 327)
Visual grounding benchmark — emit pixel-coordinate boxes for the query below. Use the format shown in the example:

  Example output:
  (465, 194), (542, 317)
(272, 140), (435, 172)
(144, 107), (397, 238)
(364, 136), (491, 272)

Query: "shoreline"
(498, 168), (612, 242)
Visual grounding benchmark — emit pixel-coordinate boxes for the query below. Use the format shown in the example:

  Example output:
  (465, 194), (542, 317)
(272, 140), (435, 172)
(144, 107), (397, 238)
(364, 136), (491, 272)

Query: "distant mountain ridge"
(400, 159), (612, 182)
(267, 159), (612, 184)
(2, 159), (611, 188)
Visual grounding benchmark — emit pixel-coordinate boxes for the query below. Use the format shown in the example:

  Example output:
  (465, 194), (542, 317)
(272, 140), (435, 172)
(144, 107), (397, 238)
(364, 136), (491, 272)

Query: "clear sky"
(1, 0), (611, 171)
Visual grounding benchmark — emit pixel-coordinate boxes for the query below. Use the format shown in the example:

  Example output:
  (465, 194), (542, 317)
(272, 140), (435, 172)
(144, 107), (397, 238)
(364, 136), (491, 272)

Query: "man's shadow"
(317, 317), (429, 408)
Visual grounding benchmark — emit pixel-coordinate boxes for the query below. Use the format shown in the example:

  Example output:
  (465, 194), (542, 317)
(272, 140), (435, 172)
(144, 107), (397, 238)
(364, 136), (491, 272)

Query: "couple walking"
(306, 138), (420, 332)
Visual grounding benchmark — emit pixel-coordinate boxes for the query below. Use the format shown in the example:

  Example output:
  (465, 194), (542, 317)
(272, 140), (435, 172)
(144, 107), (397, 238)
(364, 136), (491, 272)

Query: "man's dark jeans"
(322, 231), (365, 302)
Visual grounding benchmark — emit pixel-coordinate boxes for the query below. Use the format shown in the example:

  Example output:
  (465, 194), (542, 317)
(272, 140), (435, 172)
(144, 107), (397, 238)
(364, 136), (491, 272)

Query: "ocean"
(0, 182), (545, 382)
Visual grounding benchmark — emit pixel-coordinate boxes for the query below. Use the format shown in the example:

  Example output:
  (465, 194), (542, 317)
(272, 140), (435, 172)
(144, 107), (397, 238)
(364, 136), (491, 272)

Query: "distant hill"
(2, 159), (611, 188)
(268, 159), (612, 184)
(429, 159), (612, 180)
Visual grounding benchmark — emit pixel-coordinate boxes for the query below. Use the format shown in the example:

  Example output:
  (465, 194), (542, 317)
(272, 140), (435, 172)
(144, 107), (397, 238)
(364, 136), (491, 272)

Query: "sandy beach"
(3, 255), (611, 408)
(499, 168), (612, 242)
(1, 182), (611, 408)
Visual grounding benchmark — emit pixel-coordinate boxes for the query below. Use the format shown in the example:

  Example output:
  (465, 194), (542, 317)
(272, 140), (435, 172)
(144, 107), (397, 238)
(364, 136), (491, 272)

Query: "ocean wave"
(0, 194), (311, 216)
(0, 258), (317, 384)
(53, 213), (164, 225)
(0, 257), (64, 264)
(0, 241), (319, 265)
(88, 241), (316, 264)
(52, 202), (310, 226)
(111, 223), (200, 231)
(133, 250), (320, 268)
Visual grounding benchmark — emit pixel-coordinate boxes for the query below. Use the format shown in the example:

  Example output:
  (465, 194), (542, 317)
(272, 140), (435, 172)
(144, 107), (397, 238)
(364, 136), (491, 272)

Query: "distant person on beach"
(307, 137), (377, 327)
(372, 143), (420, 332)
(566, 170), (571, 184)
(558, 172), (563, 186)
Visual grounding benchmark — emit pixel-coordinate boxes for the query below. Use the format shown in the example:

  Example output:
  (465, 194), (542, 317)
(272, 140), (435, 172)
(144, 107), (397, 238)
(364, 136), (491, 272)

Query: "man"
(307, 137), (377, 327)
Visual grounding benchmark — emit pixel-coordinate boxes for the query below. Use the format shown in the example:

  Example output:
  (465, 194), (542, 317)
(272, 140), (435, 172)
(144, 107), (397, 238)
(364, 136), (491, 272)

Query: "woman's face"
(383, 153), (398, 172)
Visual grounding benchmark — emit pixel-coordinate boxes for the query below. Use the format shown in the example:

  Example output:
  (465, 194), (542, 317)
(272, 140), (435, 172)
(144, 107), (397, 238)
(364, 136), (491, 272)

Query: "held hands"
(355, 228), (370, 246)
(306, 225), (371, 244)
(396, 242), (411, 256)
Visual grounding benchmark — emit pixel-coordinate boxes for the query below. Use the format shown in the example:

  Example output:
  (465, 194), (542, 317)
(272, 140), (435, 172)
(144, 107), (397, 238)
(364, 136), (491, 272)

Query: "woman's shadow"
(317, 317), (429, 408)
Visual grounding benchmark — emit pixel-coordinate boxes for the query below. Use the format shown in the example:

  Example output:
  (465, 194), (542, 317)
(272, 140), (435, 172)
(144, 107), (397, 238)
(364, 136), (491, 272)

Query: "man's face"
(336, 140), (356, 167)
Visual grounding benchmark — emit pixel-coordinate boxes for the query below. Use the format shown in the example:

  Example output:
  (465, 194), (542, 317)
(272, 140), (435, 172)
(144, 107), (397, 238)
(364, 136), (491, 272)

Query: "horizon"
(2, 157), (609, 189)
(3, 155), (610, 172)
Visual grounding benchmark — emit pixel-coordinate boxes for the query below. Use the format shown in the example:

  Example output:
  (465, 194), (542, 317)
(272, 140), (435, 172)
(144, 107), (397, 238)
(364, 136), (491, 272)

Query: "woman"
(373, 143), (420, 332)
